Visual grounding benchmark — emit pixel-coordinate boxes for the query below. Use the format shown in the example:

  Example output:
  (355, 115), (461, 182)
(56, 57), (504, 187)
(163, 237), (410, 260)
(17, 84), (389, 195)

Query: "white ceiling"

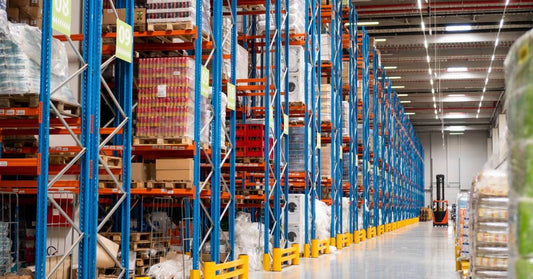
(355, 0), (533, 132)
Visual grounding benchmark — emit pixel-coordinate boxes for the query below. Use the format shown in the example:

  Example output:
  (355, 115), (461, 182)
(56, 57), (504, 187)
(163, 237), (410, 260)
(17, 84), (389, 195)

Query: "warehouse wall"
(418, 131), (489, 207)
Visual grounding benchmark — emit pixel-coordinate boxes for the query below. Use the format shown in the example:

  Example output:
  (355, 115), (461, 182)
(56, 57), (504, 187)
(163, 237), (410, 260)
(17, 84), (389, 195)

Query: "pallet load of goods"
(505, 29), (533, 279)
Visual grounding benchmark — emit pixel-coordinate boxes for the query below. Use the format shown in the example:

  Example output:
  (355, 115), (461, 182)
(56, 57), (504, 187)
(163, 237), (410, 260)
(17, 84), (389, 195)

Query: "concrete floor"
(250, 222), (458, 279)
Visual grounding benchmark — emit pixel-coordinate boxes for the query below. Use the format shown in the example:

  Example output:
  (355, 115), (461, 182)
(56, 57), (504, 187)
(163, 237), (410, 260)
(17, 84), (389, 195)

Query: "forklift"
(433, 174), (449, 227)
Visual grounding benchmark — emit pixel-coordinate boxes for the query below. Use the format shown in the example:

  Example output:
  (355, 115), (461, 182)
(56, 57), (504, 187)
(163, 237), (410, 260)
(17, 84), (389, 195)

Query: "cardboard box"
(102, 8), (126, 25)
(8, 0), (29, 8)
(102, 8), (145, 26)
(131, 162), (155, 181)
(156, 158), (193, 171)
(19, 6), (41, 28)
(156, 169), (193, 181)
(0, 275), (32, 279)
(6, 7), (19, 21)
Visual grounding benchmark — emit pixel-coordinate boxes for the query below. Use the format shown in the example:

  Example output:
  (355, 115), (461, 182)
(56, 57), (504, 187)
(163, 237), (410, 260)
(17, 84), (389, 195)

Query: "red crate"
(246, 124), (265, 137)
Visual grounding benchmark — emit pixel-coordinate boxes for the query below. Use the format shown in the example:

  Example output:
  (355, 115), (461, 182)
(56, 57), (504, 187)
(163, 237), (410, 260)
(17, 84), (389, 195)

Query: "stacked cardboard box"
(5, 0), (41, 28)
(146, 0), (210, 36)
(321, 144), (331, 177)
(102, 8), (147, 31)
(321, 84), (331, 123)
(155, 158), (193, 181)
(136, 57), (199, 139)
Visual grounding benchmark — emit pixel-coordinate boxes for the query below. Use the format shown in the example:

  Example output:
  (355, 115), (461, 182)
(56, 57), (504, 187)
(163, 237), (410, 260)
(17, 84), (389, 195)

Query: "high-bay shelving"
(0, 0), (426, 277)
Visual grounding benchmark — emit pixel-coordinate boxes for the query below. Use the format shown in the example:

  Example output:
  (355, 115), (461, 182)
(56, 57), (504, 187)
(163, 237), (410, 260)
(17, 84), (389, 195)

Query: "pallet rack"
(0, 0), (425, 277)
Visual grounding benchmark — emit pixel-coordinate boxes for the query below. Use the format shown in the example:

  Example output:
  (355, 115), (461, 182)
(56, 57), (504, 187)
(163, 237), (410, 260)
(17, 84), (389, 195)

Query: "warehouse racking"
(0, 0), (425, 277)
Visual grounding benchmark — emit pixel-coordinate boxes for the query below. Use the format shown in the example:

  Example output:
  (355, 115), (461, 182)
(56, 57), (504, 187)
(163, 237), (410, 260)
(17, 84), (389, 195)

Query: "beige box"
(156, 169), (193, 181)
(320, 144), (331, 177)
(156, 158), (194, 170)
(102, 8), (145, 26)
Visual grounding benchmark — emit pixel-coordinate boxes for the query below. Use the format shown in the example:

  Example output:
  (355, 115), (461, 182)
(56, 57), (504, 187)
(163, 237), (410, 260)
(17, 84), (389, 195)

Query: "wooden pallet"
(288, 101), (305, 107)
(103, 23), (146, 33)
(147, 21), (194, 32)
(52, 99), (81, 117)
(100, 155), (123, 169)
(236, 189), (264, 196)
(133, 136), (193, 146)
(0, 93), (39, 108)
(131, 240), (151, 251)
(236, 157), (265, 164)
(145, 180), (192, 189)
(130, 232), (151, 242)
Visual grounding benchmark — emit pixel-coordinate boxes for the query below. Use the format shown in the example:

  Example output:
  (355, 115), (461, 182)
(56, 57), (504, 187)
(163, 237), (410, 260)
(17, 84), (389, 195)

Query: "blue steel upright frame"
(348, 3), (359, 237)
(304, 0), (322, 251)
(361, 30), (370, 231)
(372, 47), (379, 228)
(379, 67), (386, 226)
(263, 0), (289, 269)
(329, 0), (344, 243)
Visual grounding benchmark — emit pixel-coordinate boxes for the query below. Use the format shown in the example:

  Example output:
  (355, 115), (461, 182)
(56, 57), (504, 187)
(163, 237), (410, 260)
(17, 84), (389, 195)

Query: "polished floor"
(250, 222), (458, 279)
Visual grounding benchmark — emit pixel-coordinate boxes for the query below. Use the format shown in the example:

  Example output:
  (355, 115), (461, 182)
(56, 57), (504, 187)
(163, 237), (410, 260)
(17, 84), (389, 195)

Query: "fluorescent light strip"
(374, 38), (387, 42)
(384, 66), (397, 70)
(416, 1), (439, 127)
(445, 25), (472, 32)
(477, 3), (508, 119)
(400, 100), (411, 103)
(450, 132), (464, 135)
(406, 112), (416, 115)
(397, 93), (408, 97)
(357, 21), (379, 26)
(392, 86), (405, 89)
(447, 67), (468, 72)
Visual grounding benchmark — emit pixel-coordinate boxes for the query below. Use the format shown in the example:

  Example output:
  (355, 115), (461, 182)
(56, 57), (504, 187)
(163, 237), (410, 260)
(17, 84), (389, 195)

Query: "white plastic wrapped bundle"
(342, 197), (350, 233)
(147, 252), (192, 279)
(342, 101), (349, 136)
(0, 222), (12, 275)
(234, 212), (267, 271)
(315, 199), (331, 240)
(256, 0), (305, 34)
(0, 21), (75, 103)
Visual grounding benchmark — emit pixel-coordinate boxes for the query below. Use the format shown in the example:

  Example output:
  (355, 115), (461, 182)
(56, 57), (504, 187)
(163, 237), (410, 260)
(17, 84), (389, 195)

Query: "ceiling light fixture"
(400, 100), (411, 104)
(488, 67), (492, 73)
(392, 86), (405, 89)
(357, 21), (380, 26)
(499, 19), (504, 28)
(397, 93), (408, 97)
(448, 126), (466, 132)
(450, 132), (464, 135)
(430, 79), (434, 85)
(406, 112), (416, 115)
(417, 0), (422, 9)
(491, 55), (495, 61)
(447, 67), (468, 72)
(384, 66), (397, 70)
(431, 88), (435, 94)
(421, 21), (425, 31)
(426, 55), (430, 62)
(424, 40), (428, 49)
(448, 94), (465, 97)
(429, 68), (432, 75)
(374, 38), (387, 42)
(445, 25), (472, 32)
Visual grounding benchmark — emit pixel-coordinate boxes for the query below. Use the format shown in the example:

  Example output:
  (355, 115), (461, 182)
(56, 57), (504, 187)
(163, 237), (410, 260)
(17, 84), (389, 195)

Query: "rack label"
(116, 19), (133, 63)
(227, 83), (236, 110)
(0, 161), (6, 167)
(157, 84), (167, 97)
(52, 0), (71, 35)
(283, 114), (289, 135)
(317, 133), (321, 148)
(201, 67), (210, 97)
(339, 145), (343, 159)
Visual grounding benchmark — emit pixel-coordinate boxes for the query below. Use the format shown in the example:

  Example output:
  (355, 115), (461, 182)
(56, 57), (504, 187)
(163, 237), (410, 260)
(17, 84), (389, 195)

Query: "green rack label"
(227, 83), (236, 110)
(317, 133), (321, 148)
(283, 114), (289, 135)
(116, 19), (133, 63)
(201, 67), (210, 97)
(52, 0), (71, 35)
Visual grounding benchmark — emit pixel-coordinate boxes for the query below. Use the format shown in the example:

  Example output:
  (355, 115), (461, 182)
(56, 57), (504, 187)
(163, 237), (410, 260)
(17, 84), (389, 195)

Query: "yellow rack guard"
(203, 254), (249, 279)
(272, 244), (300, 272)
(311, 239), (330, 257)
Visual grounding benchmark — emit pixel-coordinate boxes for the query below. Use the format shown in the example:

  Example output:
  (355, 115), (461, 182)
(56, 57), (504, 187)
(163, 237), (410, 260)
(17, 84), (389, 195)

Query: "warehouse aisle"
(250, 222), (457, 279)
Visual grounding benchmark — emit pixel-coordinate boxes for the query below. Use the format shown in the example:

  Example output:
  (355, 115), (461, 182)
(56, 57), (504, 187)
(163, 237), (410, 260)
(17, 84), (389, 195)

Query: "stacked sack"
(505, 29), (533, 279)
(0, 16), (74, 103)
(469, 170), (509, 278)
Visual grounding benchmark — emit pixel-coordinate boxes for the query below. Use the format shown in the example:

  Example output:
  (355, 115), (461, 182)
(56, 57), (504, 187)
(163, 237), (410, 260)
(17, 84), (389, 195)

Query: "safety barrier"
(311, 239), (330, 257)
(203, 254), (249, 279)
(336, 232), (353, 249)
(366, 226), (377, 239)
(272, 244), (300, 271)
(377, 225), (385, 236)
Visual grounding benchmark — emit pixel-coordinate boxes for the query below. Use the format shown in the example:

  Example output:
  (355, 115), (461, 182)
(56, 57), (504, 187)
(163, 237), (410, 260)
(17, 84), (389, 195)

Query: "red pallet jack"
(433, 174), (449, 227)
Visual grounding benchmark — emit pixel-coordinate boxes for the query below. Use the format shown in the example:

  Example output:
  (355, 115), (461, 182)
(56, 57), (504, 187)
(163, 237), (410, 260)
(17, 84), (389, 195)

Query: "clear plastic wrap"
(505, 28), (533, 279)
(470, 170), (509, 278)
(0, 222), (13, 275)
(234, 212), (267, 271)
(315, 199), (331, 240)
(147, 252), (192, 279)
(456, 192), (471, 260)
(0, 18), (75, 103)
